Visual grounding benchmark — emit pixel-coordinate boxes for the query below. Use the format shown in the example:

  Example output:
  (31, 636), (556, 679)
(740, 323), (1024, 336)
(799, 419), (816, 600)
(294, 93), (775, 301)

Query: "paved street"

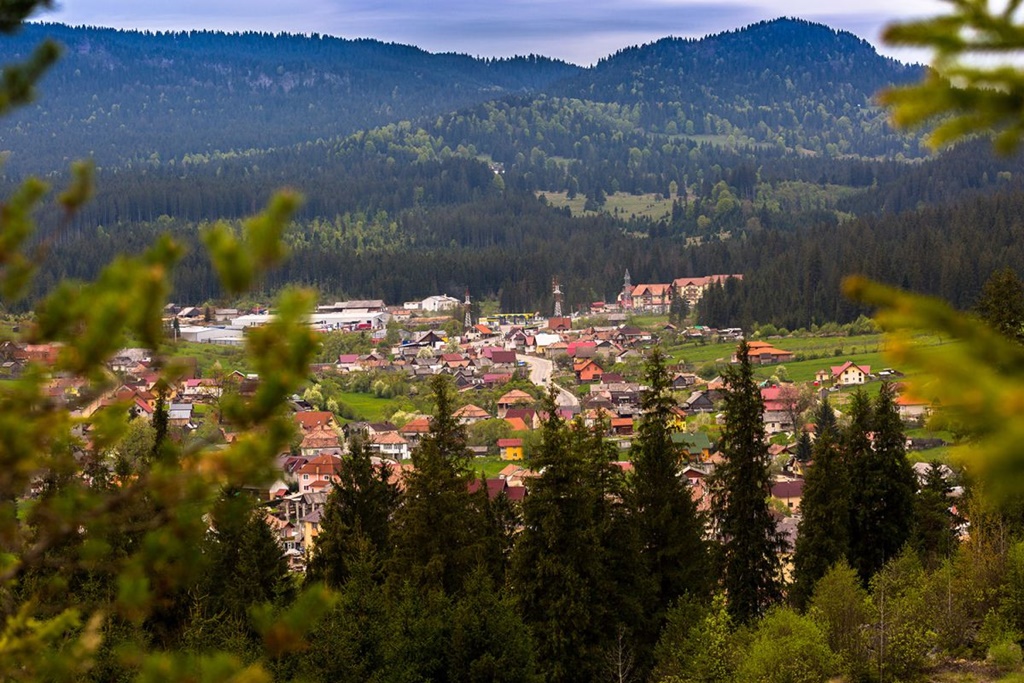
(517, 354), (579, 408)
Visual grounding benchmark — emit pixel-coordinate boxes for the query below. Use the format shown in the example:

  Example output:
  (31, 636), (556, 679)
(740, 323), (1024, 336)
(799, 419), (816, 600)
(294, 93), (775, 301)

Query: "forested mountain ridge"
(0, 18), (925, 180)
(550, 18), (925, 157)
(0, 23), (580, 176)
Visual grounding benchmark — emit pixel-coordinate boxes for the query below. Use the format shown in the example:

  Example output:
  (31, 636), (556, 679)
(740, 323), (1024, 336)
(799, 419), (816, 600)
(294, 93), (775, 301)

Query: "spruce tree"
(848, 383), (917, 582)
(513, 396), (638, 682)
(712, 341), (784, 623)
(629, 348), (710, 657)
(205, 491), (293, 619)
(388, 375), (495, 595)
(791, 398), (851, 608)
(794, 429), (813, 463)
(977, 267), (1024, 344)
(913, 461), (959, 568)
(306, 436), (401, 588)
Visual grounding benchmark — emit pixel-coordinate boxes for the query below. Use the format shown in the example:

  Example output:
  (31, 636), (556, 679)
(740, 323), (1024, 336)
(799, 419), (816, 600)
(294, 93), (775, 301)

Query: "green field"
(668, 334), (952, 380)
(538, 190), (673, 222)
(170, 340), (249, 377)
(333, 391), (394, 422)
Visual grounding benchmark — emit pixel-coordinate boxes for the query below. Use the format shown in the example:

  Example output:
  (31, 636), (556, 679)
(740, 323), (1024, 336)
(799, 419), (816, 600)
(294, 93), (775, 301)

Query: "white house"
(403, 294), (461, 312)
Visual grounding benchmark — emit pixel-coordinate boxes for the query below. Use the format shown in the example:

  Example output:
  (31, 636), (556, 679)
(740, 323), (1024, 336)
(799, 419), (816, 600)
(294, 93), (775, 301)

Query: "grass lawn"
(333, 391), (394, 422)
(169, 340), (249, 377)
(470, 455), (517, 479)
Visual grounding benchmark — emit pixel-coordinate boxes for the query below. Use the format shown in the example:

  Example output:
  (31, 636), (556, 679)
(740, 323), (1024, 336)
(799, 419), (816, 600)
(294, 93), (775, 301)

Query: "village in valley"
(1, 270), (953, 573)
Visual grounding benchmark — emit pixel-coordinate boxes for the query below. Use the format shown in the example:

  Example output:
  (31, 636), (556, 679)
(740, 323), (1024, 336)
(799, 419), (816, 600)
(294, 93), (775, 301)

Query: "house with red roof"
(468, 476), (527, 503)
(566, 340), (597, 358)
(771, 478), (805, 514)
(294, 411), (335, 432)
(831, 361), (871, 386)
(630, 283), (673, 313)
(299, 426), (342, 458)
(296, 454), (343, 495)
(498, 438), (524, 461)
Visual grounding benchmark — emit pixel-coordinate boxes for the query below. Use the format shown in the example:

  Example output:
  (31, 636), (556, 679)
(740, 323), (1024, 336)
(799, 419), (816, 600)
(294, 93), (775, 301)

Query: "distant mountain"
(0, 23), (580, 176)
(549, 18), (926, 157)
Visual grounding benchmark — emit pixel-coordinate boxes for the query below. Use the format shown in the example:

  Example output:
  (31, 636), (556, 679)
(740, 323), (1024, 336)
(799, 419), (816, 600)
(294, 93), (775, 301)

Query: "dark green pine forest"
(4, 17), (1024, 325)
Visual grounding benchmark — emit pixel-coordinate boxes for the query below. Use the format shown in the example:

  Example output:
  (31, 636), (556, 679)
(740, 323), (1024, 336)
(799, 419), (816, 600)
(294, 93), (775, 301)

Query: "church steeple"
(620, 269), (633, 310)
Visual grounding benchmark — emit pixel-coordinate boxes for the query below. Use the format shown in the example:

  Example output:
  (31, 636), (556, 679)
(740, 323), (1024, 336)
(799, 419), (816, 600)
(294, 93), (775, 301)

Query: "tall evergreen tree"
(629, 348), (710, 661)
(977, 267), (1024, 344)
(306, 436), (401, 588)
(794, 428), (813, 464)
(447, 566), (542, 683)
(204, 491), (293, 620)
(913, 461), (959, 568)
(848, 383), (917, 582)
(791, 397), (851, 608)
(512, 397), (638, 682)
(388, 375), (495, 595)
(712, 341), (784, 623)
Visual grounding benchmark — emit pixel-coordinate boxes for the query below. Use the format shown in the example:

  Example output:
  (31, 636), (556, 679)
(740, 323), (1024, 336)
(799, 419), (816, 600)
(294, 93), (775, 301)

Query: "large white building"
(231, 311), (391, 332)
(403, 294), (461, 312)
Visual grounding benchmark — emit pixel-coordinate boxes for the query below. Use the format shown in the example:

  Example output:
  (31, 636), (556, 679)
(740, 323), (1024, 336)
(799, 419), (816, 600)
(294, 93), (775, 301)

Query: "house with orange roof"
(504, 416), (530, 433)
(294, 411), (335, 432)
(896, 393), (931, 421)
(497, 389), (535, 417)
(496, 463), (538, 488)
(610, 417), (635, 436)
(370, 431), (411, 460)
(399, 416), (432, 447)
(737, 341), (794, 365)
(299, 426), (342, 457)
(453, 403), (491, 425)
(504, 407), (539, 429)
(574, 358), (605, 383)
(831, 361), (871, 386)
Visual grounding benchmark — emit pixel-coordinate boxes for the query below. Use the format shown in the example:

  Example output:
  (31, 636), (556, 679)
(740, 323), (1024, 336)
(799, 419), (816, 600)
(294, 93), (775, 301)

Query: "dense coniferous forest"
(0, 23), (579, 176)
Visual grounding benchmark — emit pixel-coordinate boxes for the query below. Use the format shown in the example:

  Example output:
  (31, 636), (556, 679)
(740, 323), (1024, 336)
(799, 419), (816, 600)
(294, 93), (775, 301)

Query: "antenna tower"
(552, 277), (563, 318)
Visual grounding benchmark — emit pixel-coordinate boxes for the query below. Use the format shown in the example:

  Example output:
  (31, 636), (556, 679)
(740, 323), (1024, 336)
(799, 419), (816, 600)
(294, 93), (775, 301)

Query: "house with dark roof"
(771, 478), (804, 513)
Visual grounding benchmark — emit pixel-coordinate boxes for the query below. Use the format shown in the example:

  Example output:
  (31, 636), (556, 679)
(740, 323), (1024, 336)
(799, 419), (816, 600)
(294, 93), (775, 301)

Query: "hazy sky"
(38, 0), (942, 66)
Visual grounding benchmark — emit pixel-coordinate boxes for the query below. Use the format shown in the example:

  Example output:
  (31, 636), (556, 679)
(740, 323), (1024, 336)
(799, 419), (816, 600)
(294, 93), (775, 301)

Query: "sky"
(38, 0), (943, 66)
